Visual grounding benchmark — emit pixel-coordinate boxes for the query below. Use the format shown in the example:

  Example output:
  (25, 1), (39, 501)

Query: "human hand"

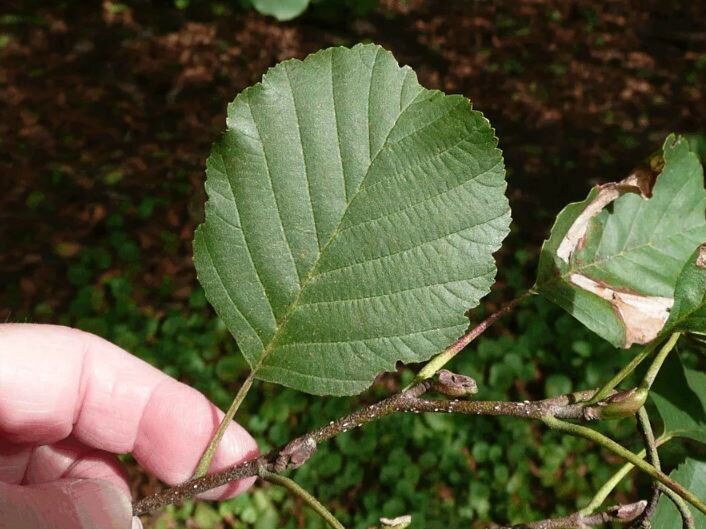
(0, 324), (258, 529)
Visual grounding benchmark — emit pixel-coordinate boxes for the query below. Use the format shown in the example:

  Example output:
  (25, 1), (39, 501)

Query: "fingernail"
(68, 479), (133, 529)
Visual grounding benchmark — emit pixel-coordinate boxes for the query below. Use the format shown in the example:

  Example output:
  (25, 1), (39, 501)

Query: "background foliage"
(2, 0), (706, 527)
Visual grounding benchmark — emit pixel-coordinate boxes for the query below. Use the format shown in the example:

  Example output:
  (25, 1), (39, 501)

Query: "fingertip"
(132, 379), (259, 495)
(68, 479), (133, 529)
(197, 421), (259, 500)
(0, 478), (133, 529)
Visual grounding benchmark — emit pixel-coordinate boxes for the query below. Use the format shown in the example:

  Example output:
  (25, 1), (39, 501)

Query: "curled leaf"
(557, 172), (653, 263)
(663, 243), (706, 335)
(536, 135), (706, 348)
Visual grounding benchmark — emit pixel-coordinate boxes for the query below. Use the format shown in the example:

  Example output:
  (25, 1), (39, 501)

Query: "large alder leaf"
(651, 353), (706, 444)
(652, 458), (706, 529)
(193, 44), (511, 396)
(535, 135), (706, 348)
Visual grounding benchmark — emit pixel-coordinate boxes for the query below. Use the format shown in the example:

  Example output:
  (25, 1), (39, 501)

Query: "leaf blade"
(652, 458), (706, 529)
(664, 244), (706, 334)
(194, 44), (511, 395)
(651, 353), (706, 444)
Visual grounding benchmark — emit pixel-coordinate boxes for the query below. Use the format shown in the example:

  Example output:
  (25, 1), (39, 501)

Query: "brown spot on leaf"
(557, 173), (652, 264)
(621, 167), (657, 198)
(570, 274), (673, 347)
(696, 243), (706, 268)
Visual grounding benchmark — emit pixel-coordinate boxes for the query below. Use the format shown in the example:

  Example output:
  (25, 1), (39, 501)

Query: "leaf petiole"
(413, 291), (531, 384)
(192, 370), (256, 479)
(587, 339), (660, 405)
(641, 332), (681, 390)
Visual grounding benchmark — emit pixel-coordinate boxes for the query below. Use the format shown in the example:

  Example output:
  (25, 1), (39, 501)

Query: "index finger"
(0, 324), (258, 497)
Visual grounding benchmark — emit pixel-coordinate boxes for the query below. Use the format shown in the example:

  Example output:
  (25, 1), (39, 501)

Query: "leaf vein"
(202, 231), (266, 348)
(245, 97), (303, 287)
(298, 276), (485, 308)
(284, 63), (322, 251)
(217, 149), (278, 326)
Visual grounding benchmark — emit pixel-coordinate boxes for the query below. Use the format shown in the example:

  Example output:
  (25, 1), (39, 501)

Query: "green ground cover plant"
(42, 43), (706, 528)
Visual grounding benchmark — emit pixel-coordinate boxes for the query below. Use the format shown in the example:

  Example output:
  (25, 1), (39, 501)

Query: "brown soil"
(1, 0), (705, 318)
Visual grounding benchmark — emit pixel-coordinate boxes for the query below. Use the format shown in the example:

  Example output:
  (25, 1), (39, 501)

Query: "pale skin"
(0, 324), (258, 529)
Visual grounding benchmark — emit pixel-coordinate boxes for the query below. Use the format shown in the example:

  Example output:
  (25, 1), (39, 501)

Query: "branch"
(132, 380), (433, 515)
(630, 407), (661, 528)
(542, 416), (706, 516)
(132, 381), (621, 515)
(488, 501), (647, 529)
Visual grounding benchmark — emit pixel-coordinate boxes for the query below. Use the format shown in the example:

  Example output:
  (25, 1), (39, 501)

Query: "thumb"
(0, 478), (141, 529)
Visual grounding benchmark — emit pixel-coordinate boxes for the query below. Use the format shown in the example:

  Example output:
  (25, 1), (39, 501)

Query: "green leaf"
(535, 135), (706, 348)
(687, 133), (706, 164)
(193, 44), (510, 395)
(251, 0), (310, 20)
(665, 244), (706, 334)
(651, 353), (706, 444)
(652, 458), (706, 529)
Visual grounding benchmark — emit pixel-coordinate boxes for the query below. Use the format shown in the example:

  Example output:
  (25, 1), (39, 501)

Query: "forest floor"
(2, 0), (705, 319)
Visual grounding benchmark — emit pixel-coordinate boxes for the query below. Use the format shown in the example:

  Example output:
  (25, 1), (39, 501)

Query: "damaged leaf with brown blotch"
(535, 134), (706, 348)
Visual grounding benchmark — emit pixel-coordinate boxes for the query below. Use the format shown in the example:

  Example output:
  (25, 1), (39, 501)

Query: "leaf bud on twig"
(433, 370), (478, 397)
